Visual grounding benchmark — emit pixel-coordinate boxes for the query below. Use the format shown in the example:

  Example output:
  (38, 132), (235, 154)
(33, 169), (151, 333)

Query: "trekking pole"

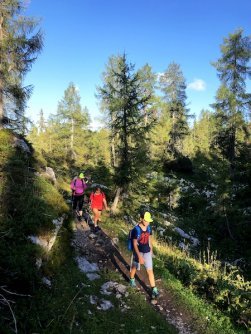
(71, 191), (74, 210)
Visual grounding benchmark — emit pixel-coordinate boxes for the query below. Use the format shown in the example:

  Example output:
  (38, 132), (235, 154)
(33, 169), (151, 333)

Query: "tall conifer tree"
(97, 54), (154, 196)
(53, 83), (90, 152)
(212, 29), (251, 173)
(0, 0), (43, 130)
(159, 62), (190, 157)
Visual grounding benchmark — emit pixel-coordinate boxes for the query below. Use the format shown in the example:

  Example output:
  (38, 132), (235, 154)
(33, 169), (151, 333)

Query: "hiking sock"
(129, 277), (136, 287)
(151, 286), (159, 298)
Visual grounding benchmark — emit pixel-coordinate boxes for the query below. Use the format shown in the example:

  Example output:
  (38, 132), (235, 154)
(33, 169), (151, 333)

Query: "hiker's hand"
(139, 255), (145, 264)
(106, 207), (110, 212)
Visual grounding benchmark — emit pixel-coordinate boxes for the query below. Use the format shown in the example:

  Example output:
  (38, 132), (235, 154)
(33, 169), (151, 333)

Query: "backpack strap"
(147, 225), (151, 234)
(134, 225), (141, 239)
(134, 225), (151, 239)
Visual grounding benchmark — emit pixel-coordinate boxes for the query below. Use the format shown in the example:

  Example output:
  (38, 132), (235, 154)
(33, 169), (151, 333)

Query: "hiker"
(129, 211), (159, 299)
(70, 172), (88, 221)
(89, 186), (108, 233)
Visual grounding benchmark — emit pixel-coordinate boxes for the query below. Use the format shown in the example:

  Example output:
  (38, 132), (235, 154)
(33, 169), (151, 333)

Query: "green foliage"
(97, 53), (155, 190)
(183, 109), (216, 157)
(158, 62), (191, 157)
(0, 0), (43, 130)
(163, 155), (193, 174)
(0, 129), (69, 332)
(211, 29), (251, 169)
(101, 215), (247, 333)
(6, 219), (176, 334)
(5, 27), (250, 334)
(155, 242), (250, 331)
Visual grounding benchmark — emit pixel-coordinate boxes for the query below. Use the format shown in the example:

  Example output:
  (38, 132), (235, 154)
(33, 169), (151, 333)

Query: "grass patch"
(12, 220), (176, 334)
(101, 214), (249, 334)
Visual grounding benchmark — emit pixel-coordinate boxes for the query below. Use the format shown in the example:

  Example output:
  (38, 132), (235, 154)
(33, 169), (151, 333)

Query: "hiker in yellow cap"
(129, 210), (159, 299)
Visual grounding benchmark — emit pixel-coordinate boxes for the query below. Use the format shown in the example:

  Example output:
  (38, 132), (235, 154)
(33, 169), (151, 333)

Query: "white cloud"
(188, 79), (206, 91)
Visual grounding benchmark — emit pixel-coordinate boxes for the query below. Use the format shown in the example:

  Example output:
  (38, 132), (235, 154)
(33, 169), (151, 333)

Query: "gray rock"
(86, 273), (100, 281)
(76, 256), (99, 273)
(98, 299), (114, 311)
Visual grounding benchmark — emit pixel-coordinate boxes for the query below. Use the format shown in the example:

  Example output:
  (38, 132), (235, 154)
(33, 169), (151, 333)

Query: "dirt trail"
(72, 220), (197, 334)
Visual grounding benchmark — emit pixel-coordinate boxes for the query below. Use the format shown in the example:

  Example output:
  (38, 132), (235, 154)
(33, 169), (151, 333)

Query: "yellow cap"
(144, 212), (153, 223)
(79, 172), (84, 179)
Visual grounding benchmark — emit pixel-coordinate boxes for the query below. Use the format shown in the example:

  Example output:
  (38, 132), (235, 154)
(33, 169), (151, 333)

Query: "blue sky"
(24, 0), (251, 129)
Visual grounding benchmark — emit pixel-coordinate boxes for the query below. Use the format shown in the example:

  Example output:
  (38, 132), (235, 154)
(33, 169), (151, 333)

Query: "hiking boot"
(151, 287), (159, 299)
(94, 226), (101, 233)
(77, 215), (82, 222)
(129, 278), (136, 288)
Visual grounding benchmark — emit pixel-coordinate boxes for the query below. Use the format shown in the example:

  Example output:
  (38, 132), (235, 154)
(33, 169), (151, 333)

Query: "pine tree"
(183, 109), (215, 156)
(159, 62), (190, 157)
(97, 54), (154, 208)
(211, 29), (251, 173)
(37, 109), (46, 134)
(53, 83), (90, 155)
(0, 0), (43, 130)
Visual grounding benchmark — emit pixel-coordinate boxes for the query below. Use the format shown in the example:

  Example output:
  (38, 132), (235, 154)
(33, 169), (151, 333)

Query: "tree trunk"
(228, 127), (236, 178)
(71, 118), (74, 149)
(111, 187), (122, 214)
(111, 137), (116, 167)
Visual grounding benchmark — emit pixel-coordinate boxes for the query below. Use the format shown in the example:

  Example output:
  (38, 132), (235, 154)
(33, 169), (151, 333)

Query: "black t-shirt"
(131, 224), (152, 253)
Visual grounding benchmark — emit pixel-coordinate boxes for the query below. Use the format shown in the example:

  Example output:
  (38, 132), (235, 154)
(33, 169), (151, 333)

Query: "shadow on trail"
(74, 214), (151, 296)
(99, 228), (151, 297)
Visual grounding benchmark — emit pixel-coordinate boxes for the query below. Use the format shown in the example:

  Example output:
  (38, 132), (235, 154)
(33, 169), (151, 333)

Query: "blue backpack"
(127, 225), (151, 251)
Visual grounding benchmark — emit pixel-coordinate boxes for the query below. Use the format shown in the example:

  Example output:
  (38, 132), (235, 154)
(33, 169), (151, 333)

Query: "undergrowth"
(102, 214), (250, 333)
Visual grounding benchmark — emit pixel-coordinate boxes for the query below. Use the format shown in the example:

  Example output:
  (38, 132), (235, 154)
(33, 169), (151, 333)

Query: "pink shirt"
(70, 178), (87, 196)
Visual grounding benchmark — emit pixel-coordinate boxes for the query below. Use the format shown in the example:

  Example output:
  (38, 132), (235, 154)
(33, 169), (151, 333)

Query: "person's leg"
(96, 210), (102, 224)
(129, 254), (139, 287)
(129, 265), (137, 287)
(73, 196), (77, 211)
(92, 208), (98, 225)
(143, 252), (155, 286)
(144, 252), (159, 298)
(130, 265), (137, 279)
(92, 208), (102, 231)
(146, 269), (155, 287)
(78, 195), (84, 218)
(73, 197), (81, 221)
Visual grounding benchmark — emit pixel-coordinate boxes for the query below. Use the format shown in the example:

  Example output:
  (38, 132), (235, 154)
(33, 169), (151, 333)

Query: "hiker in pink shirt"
(70, 172), (88, 221)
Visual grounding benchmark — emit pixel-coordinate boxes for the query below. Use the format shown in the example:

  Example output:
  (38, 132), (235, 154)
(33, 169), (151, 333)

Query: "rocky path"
(72, 220), (197, 334)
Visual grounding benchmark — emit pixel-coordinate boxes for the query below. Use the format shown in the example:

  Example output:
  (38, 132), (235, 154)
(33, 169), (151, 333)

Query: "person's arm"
(89, 193), (93, 208)
(133, 239), (145, 264)
(149, 235), (153, 255)
(102, 193), (108, 210)
(70, 179), (75, 191)
(102, 197), (108, 210)
(149, 226), (153, 255)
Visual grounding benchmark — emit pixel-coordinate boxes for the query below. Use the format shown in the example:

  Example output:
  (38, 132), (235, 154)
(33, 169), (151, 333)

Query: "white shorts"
(131, 252), (153, 270)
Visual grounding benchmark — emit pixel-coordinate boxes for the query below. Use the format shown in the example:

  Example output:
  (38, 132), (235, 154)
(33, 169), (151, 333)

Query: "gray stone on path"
(86, 273), (101, 281)
(76, 256), (99, 273)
